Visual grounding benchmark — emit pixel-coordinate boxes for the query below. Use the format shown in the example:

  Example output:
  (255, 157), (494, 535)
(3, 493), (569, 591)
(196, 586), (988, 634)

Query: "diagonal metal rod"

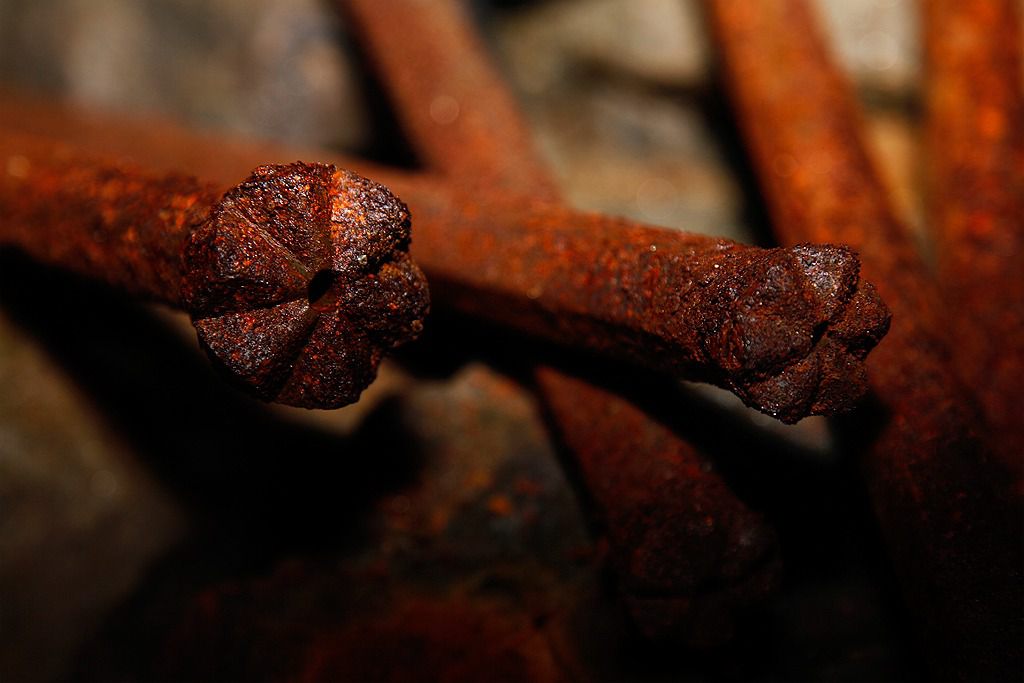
(344, 0), (560, 201)
(922, 0), (1024, 483)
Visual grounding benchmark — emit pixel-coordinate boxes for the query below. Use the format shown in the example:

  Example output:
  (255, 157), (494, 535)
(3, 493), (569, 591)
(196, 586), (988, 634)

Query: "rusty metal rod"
(0, 91), (888, 423)
(536, 368), (780, 644)
(409, 185), (889, 424)
(343, 0), (559, 201)
(922, 0), (1024, 482)
(704, 0), (1023, 678)
(342, 0), (781, 643)
(0, 134), (429, 409)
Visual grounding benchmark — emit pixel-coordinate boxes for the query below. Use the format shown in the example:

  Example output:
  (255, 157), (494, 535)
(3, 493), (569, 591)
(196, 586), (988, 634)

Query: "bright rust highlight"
(0, 137), (429, 408)
(705, 0), (1023, 678)
(923, 0), (1024, 481)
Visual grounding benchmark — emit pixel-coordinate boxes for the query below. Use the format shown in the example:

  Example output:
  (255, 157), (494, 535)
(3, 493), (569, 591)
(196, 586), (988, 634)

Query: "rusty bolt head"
(181, 162), (429, 408)
(703, 244), (890, 423)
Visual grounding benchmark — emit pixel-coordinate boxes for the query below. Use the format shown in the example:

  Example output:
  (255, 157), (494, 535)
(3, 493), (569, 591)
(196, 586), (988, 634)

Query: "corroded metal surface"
(410, 193), (889, 423)
(704, 0), (1023, 678)
(922, 0), (1024, 482)
(0, 138), (429, 408)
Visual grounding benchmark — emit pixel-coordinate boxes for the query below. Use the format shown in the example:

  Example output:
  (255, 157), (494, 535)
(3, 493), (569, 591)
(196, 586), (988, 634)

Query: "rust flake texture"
(923, 0), (1024, 481)
(704, 0), (1023, 678)
(0, 137), (429, 409)
(412, 193), (889, 424)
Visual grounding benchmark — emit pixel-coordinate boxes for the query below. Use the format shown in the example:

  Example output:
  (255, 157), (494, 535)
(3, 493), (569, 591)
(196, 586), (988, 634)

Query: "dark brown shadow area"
(0, 249), (424, 564)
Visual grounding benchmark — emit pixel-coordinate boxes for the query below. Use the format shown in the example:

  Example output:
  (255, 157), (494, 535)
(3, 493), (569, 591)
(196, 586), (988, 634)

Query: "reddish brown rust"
(0, 137), (429, 408)
(0, 93), (889, 424)
(345, 0), (783, 646)
(922, 0), (1024, 481)
(536, 368), (780, 645)
(704, 0), (1023, 678)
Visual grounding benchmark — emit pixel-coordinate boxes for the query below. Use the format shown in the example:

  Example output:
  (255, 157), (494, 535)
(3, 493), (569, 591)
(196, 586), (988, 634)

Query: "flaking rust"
(0, 138), (429, 408)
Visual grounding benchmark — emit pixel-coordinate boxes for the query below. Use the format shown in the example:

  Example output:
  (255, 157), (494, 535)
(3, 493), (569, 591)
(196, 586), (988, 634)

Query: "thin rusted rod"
(0, 92), (888, 424)
(411, 187), (890, 424)
(922, 0), (1024, 481)
(0, 134), (429, 409)
(343, 0), (780, 642)
(536, 368), (780, 644)
(704, 0), (1022, 678)
(343, 0), (559, 201)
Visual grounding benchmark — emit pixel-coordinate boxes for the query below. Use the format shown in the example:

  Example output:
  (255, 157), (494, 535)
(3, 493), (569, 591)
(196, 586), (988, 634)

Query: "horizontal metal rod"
(0, 91), (889, 423)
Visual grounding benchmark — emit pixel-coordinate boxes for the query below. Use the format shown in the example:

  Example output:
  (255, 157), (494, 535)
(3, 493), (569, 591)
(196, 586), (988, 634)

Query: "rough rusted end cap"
(180, 162), (429, 408)
(702, 244), (890, 423)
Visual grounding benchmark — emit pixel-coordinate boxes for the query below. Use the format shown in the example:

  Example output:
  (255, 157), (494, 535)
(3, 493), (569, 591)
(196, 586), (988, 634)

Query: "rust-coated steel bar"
(343, 0), (781, 642)
(923, 0), (1024, 481)
(0, 92), (888, 423)
(536, 368), (780, 645)
(0, 134), (429, 409)
(343, 0), (559, 201)
(704, 0), (1022, 678)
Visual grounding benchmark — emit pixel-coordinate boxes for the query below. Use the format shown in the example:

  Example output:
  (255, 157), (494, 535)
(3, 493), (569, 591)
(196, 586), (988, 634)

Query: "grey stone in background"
(490, 0), (922, 244)
(493, 0), (746, 240)
(0, 0), (368, 150)
(494, 0), (710, 92)
(817, 0), (919, 97)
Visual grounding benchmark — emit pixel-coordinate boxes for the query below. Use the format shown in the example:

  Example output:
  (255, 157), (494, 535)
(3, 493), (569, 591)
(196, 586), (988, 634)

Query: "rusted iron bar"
(0, 92), (889, 424)
(704, 0), (1022, 678)
(343, 0), (559, 201)
(412, 190), (889, 424)
(0, 134), (429, 408)
(536, 368), (780, 645)
(922, 0), (1024, 481)
(343, 0), (781, 643)
(354, 0), (895, 429)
